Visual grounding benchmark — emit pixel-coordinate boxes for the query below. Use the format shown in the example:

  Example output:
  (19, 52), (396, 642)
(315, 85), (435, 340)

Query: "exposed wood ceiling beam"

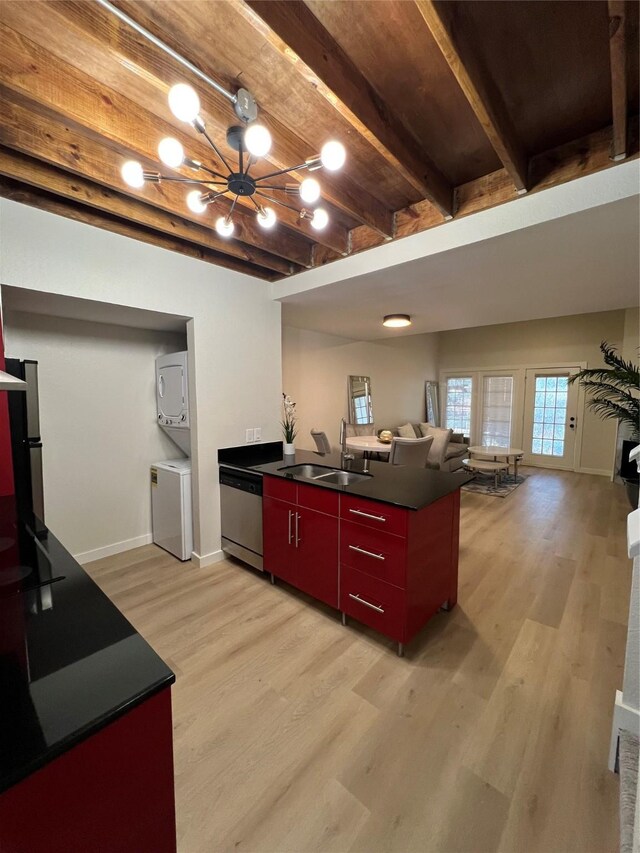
(0, 177), (276, 280)
(0, 146), (295, 277)
(0, 1), (372, 247)
(0, 23), (322, 266)
(414, 0), (529, 195)
(0, 96), (303, 275)
(608, 0), (629, 160)
(348, 118), (639, 258)
(242, 0), (453, 218)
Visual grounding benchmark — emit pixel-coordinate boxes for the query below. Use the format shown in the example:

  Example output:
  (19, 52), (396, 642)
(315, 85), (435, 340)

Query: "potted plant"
(569, 341), (639, 508)
(281, 393), (297, 455)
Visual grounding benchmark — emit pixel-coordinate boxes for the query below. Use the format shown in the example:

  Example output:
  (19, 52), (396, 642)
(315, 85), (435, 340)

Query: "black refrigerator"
(5, 358), (45, 522)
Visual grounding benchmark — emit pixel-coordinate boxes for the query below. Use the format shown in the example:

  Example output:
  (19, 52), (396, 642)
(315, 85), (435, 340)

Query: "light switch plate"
(254, 427), (262, 442)
(245, 428), (254, 443)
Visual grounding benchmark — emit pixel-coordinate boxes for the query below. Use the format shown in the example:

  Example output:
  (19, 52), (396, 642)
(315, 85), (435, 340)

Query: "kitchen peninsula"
(0, 496), (176, 853)
(220, 445), (471, 655)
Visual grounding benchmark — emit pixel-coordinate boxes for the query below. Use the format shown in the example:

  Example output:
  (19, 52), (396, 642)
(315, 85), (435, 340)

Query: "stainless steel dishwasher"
(219, 466), (263, 570)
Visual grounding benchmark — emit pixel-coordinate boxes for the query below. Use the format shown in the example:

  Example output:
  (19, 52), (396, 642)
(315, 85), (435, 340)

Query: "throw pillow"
(451, 432), (465, 444)
(398, 423), (417, 439)
(419, 423), (453, 465)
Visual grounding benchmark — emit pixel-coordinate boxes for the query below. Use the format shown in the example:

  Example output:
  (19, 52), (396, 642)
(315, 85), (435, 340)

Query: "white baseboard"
(577, 467), (612, 477)
(608, 689), (640, 771)
(75, 533), (153, 564)
(191, 548), (225, 568)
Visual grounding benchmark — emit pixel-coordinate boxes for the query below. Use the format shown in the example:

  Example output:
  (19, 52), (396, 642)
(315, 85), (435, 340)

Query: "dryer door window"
(157, 365), (185, 419)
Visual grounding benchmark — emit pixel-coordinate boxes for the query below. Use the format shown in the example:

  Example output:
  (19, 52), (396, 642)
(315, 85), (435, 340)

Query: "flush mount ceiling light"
(382, 314), (412, 328)
(120, 79), (346, 238)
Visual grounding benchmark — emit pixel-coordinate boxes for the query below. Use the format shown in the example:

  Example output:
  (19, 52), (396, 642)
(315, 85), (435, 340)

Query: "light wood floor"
(86, 468), (632, 853)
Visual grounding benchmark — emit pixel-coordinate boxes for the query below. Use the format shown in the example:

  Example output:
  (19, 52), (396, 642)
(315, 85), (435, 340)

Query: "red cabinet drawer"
(340, 494), (407, 538)
(297, 481), (339, 516)
(340, 565), (406, 643)
(340, 520), (407, 587)
(263, 474), (297, 504)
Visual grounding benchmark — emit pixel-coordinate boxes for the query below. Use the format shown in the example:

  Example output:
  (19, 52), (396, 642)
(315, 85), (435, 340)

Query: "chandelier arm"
(253, 184), (290, 191)
(199, 165), (231, 181)
(156, 176), (227, 184)
(255, 162), (310, 182)
(227, 193), (240, 219)
(244, 156), (254, 179)
(255, 191), (303, 215)
(201, 129), (234, 175)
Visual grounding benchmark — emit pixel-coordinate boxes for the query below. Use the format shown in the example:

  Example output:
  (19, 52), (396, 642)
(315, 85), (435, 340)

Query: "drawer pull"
(348, 544), (385, 561)
(348, 592), (385, 614)
(349, 508), (387, 522)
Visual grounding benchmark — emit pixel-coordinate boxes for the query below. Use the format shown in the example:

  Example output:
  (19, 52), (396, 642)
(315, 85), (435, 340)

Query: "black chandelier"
(121, 83), (346, 238)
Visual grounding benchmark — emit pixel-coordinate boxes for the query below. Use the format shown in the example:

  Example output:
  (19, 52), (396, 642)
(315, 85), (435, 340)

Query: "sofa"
(378, 422), (469, 472)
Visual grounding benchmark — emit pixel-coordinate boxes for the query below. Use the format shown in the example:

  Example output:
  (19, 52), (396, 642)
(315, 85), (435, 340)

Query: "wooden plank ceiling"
(0, 0), (638, 281)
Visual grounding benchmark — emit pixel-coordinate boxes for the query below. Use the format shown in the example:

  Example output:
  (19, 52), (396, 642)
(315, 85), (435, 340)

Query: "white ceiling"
(280, 196), (639, 340)
(1, 286), (190, 333)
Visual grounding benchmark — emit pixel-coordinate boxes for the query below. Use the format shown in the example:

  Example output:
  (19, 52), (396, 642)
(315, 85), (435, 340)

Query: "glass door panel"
(523, 369), (579, 469)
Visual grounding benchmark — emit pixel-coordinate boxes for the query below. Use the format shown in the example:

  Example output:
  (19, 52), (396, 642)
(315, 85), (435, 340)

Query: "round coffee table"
(462, 457), (510, 489)
(468, 446), (524, 481)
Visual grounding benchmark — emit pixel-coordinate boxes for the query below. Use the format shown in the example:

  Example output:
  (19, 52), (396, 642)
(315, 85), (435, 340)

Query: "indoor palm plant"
(569, 341), (639, 506)
(281, 393), (298, 455)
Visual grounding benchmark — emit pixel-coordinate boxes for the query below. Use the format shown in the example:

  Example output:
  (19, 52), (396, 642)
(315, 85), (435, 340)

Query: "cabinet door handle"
(295, 512), (301, 548)
(349, 508), (387, 522)
(288, 510), (293, 545)
(348, 544), (385, 561)
(348, 593), (385, 614)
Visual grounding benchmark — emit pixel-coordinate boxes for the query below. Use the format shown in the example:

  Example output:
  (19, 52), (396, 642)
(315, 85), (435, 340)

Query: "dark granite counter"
(219, 444), (471, 511)
(0, 497), (174, 794)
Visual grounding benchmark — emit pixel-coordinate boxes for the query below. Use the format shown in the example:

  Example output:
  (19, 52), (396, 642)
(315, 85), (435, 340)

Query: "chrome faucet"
(340, 418), (355, 463)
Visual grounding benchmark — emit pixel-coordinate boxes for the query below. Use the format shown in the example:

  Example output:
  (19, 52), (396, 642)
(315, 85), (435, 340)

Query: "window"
(353, 395), (369, 424)
(531, 375), (568, 456)
(481, 376), (513, 447)
(445, 377), (473, 436)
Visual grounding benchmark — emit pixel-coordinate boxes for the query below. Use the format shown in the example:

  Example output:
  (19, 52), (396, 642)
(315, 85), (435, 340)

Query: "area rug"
(462, 472), (529, 498)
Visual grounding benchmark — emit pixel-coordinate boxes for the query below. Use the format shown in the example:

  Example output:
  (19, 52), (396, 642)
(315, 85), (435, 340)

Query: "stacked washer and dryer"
(151, 351), (193, 561)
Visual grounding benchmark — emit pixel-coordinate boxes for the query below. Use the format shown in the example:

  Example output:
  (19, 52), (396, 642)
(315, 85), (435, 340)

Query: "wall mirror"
(425, 380), (440, 426)
(348, 375), (374, 424)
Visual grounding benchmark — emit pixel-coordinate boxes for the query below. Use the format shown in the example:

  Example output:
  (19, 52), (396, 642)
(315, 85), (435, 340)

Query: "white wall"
(282, 326), (439, 449)
(0, 199), (282, 565)
(438, 310), (628, 474)
(3, 311), (186, 560)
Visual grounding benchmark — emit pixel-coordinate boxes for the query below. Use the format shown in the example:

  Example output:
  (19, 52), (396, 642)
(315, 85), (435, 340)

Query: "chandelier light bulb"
(121, 160), (144, 188)
(215, 216), (235, 237)
(257, 207), (277, 229)
(310, 208), (329, 231)
(186, 190), (207, 214)
(168, 83), (201, 123)
(244, 123), (272, 158)
(320, 140), (346, 171)
(158, 137), (185, 168)
(299, 177), (321, 204)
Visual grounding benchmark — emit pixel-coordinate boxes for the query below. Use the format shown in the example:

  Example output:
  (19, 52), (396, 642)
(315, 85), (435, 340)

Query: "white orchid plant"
(281, 393), (298, 443)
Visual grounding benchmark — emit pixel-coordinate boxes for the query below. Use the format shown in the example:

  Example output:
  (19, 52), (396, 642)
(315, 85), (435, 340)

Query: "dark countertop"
(0, 497), (174, 794)
(219, 444), (472, 510)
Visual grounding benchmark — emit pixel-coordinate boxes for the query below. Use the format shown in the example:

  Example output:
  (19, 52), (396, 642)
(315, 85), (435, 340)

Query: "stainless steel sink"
(279, 464), (334, 479)
(279, 464), (371, 486)
(313, 470), (371, 485)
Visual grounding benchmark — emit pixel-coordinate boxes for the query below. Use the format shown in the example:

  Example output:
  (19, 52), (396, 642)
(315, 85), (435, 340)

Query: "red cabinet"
(263, 479), (339, 608)
(263, 475), (461, 652)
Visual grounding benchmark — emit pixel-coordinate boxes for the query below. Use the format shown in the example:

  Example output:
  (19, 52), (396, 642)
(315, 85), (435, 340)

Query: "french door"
(522, 368), (579, 469)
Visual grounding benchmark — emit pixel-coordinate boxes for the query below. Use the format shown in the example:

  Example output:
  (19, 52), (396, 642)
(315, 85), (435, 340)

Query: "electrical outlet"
(254, 427), (262, 442)
(245, 428), (254, 443)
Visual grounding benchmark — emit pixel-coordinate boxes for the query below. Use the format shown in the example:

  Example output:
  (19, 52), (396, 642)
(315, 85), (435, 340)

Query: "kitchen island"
(0, 496), (176, 853)
(220, 446), (471, 655)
